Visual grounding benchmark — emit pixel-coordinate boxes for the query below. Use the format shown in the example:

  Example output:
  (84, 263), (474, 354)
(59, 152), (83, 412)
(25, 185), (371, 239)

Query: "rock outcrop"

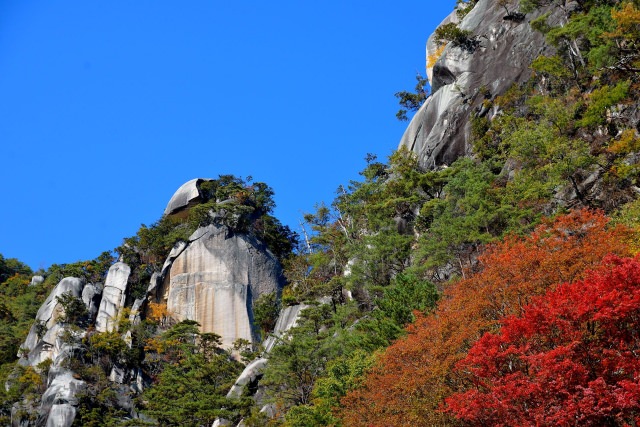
(21, 277), (85, 367)
(162, 224), (284, 348)
(13, 277), (93, 427)
(400, 0), (560, 168)
(95, 262), (131, 333)
(15, 264), (134, 426)
(164, 178), (213, 217)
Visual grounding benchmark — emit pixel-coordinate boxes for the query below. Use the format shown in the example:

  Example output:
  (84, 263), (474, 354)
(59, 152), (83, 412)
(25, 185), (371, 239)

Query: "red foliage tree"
(445, 255), (640, 427)
(338, 209), (634, 426)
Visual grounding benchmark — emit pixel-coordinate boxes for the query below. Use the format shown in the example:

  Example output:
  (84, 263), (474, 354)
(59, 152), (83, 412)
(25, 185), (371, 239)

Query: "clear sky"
(0, 1), (456, 271)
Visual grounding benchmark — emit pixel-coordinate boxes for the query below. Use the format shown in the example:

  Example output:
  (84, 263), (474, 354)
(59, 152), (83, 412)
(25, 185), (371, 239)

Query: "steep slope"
(7, 177), (290, 426)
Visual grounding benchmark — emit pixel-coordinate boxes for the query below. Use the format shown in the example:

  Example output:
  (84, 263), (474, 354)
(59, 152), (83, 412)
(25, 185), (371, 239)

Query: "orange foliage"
(338, 209), (634, 426)
(148, 301), (172, 326)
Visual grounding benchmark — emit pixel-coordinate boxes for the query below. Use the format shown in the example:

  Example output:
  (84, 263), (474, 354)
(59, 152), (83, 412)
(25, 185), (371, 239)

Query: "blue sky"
(0, 1), (456, 270)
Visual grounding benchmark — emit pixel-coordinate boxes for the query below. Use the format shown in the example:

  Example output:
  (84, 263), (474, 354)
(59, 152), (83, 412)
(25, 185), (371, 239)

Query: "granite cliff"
(9, 178), (290, 426)
(400, 0), (559, 168)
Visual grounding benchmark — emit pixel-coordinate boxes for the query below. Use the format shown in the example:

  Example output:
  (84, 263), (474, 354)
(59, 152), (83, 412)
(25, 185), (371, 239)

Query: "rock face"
(400, 0), (559, 168)
(164, 178), (212, 216)
(163, 224), (284, 348)
(40, 368), (86, 427)
(14, 277), (92, 427)
(262, 304), (307, 353)
(29, 276), (44, 287)
(21, 277), (85, 366)
(95, 262), (131, 333)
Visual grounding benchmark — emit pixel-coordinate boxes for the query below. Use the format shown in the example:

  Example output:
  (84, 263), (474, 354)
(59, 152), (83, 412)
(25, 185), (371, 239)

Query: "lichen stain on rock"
(164, 224), (284, 349)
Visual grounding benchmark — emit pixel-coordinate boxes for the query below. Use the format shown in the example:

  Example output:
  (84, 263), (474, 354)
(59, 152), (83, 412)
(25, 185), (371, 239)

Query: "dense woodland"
(3, 0), (640, 425)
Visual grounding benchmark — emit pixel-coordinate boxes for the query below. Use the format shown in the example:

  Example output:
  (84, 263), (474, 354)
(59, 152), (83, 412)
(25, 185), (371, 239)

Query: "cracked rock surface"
(400, 0), (561, 169)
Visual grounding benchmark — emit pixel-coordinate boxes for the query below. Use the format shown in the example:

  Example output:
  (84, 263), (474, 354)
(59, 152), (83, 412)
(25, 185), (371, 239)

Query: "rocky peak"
(401, 0), (560, 169)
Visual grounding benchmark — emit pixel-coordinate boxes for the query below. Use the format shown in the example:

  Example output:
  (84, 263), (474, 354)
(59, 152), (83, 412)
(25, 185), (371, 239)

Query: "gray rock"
(30, 275), (44, 287)
(164, 224), (284, 348)
(95, 262), (131, 333)
(46, 404), (76, 427)
(259, 404), (276, 418)
(21, 277), (84, 360)
(226, 358), (268, 398)
(40, 369), (85, 426)
(164, 178), (213, 216)
(262, 304), (307, 354)
(110, 365), (126, 384)
(147, 240), (189, 300)
(81, 282), (103, 320)
(400, 0), (560, 168)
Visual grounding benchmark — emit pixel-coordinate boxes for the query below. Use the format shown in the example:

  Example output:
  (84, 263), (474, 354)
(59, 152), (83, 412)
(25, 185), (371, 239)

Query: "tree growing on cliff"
(394, 73), (428, 121)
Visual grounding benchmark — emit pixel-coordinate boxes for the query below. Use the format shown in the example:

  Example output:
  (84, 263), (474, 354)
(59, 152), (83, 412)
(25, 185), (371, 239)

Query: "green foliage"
(434, 22), (477, 51)
(55, 292), (89, 325)
(0, 255), (32, 284)
(141, 320), (244, 426)
(43, 251), (115, 289)
(253, 292), (281, 336)
(262, 305), (337, 409)
(415, 157), (514, 278)
(374, 273), (438, 326)
(73, 366), (128, 427)
(86, 331), (128, 371)
(394, 73), (428, 121)
(578, 80), (631, 127)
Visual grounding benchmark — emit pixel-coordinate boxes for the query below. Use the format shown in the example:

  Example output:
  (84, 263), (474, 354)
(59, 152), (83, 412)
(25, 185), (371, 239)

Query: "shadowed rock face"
(400, 0), (560, 169)
(164, 224), (284, 348)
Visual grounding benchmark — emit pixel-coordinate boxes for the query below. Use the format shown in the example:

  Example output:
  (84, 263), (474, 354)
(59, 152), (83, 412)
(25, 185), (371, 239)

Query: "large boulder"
(95, 262), (130, 333)
(164, 178), (213, 217)
(400, 0), (561, 168)
(39, 368), (86, 427)
(164, 224), (284, 348)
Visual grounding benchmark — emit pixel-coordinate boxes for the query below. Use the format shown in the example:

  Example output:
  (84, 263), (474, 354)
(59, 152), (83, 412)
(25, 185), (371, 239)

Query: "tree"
(141, 320), (244, 425)
(261, 305), (336, 409)
(446, 255), (640, 427)
(338, 209), (634, 426)
(394, 74), (428, 121)
(55, 291), (88, 325)
(434, 22), (477, 52)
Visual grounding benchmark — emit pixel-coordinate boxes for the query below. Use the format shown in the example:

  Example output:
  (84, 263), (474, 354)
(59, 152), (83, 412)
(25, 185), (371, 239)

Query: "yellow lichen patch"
(427, 44), (446, 70)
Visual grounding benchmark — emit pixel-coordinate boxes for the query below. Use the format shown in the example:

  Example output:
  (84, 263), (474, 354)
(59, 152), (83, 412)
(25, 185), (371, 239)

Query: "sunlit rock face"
(164, 224), (284, 348)
(21, 277), (85, 366)
(400, 0), (560, 169)
(164, 178), (214, 217)
(16, 277), (90, 427)
(95, 262), (130, 333)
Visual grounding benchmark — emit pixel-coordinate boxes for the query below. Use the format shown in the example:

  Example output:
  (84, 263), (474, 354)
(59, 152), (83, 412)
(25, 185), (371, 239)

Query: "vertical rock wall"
(95, 262), (130, 333)
(164, 224), (284, 348)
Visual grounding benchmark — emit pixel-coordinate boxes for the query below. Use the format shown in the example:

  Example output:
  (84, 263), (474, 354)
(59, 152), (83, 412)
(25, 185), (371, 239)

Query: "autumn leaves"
(338, 209), (640, 426)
